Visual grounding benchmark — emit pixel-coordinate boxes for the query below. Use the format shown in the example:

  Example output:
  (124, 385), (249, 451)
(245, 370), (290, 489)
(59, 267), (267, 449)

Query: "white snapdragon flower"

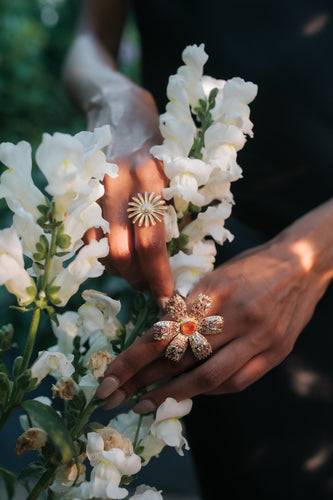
(36, 126), (118, 220)
(0, 227), (36, 305)
(201, 75), (226, 121)
(51, 238), (109, 306)
(169, 249), (215, 297)
(0, 141), (46, 219)
(177, 43), (208, 107)
(164, 157), (212, 186)
(63, 179), (109, 250)
(183, 203), (234, 246)
(151, 398), (192, 436)
(129, 485), (163, 500)
(198, 178), (233, 206)
(204, 122), (246, 154)
(50, 461), (86, 496)
(152, 114), (196, 163)
(84, 432), (142, 499)
(12, 209), (44, 255)
(162, 174), (205, 217)
(50, 311), (80, 356)
(31, 351), (75, 384)
(78, 372), (99, 404)
(141, 398), (192, 463)
(80, 289), (122, 338)
(110, 410), (154, 444)
(219, 77), (258, 136)
(164, 205), (180, 242)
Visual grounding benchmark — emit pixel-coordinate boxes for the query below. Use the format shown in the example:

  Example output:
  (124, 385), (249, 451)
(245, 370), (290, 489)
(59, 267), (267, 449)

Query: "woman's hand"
(85, 81), (174, 304)
(96, 202), (333, 411)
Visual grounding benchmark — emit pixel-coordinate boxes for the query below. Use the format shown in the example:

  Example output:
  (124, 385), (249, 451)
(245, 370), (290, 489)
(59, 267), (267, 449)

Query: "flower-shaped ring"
(153, 293), (224, 362)
(127, 192), (167, 228)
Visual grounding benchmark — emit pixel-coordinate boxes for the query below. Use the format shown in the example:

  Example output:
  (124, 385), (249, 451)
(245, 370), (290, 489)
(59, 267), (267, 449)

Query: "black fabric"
(133, 0), (333, 235)
(132, 2), (333, 498)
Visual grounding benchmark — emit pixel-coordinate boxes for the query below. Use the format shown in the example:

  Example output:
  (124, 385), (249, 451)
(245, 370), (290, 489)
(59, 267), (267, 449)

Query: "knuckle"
(228, 376), (249, 393)
(198, 365), (221, 392)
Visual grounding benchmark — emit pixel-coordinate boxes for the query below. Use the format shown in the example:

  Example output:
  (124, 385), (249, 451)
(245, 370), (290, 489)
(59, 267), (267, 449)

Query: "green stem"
(71, 399), (97, 440)
(124, 301), (152, 350)
(0, 407), (13, 430)
(20, 308), (41, 373)
(133, 414), (143, 450)
(41, 224), (58, 292)
(26, 464), (57, 500)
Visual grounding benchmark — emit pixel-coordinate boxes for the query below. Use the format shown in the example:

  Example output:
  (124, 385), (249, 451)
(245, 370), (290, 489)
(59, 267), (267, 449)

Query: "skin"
(64, 0), (333, 412)
(96, 201), (333, 411)
(63, 0), (174, 305)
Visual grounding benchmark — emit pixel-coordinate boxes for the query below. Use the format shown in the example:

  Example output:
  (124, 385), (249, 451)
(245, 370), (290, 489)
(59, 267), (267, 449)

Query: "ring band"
(127, 192), (167, 228)
(153, 293), (224, 362)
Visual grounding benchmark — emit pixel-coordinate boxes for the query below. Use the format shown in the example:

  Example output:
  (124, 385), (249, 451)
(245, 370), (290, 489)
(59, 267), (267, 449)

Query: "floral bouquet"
(0, 44), (256, 499)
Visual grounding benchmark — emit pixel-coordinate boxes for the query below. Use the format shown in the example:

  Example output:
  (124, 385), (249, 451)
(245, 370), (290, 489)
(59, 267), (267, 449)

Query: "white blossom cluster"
(0, 125), (117, 306)
(20, 291), (191, 499)
(151, 43), (257, 296)
(49, 398), (192, 499)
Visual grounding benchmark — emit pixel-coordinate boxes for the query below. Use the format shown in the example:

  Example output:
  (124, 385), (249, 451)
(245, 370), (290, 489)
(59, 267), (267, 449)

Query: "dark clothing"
(133, 1), (333, 499)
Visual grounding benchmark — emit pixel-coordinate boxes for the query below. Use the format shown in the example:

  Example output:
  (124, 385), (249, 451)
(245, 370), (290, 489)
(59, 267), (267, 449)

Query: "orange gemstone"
(181, 320), (197, 336)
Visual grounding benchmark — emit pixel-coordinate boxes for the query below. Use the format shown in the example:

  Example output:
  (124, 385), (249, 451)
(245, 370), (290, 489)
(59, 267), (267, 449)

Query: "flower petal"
(189, 293), (213, 320)
(165, 334), (188, 362)
(189, 332), (212, 360)
(153, 321), (179, 341)
(165, 294), (187, 321)
(197, 315), (224, 335)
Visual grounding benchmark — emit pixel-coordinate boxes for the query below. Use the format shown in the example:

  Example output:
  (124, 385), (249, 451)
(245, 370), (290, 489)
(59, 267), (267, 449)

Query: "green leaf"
(0, 466), (16, 499)
(17, 461), (45, 480)
(208, 87), (218, 109)
(49, 296), (62, 306)
(21, 400), (76, 464)
(55, 251), (70, 257)
(44, 306), (59, 325)
(47, 286), (61, 295)
(37, 204), (51, 216)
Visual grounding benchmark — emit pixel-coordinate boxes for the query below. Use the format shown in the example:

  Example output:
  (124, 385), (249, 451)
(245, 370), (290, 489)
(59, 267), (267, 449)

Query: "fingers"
(208, 348), (285, 394)
(101, 169), (146, 288)
(134, 221), (174, 301)
(117, 334), (260, 413)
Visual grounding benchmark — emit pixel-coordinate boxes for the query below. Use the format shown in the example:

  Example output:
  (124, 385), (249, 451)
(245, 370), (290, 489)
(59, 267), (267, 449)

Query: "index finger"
(95, 327), (168, 399)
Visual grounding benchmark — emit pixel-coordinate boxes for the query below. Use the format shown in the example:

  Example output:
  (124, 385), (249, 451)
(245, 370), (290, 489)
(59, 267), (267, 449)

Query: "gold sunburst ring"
(127, 192), (167, 228)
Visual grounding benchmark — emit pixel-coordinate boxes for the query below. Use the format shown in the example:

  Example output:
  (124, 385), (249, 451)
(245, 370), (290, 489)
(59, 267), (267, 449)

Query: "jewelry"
(127, 192), (167, 228)
(153, 293), (224, 362)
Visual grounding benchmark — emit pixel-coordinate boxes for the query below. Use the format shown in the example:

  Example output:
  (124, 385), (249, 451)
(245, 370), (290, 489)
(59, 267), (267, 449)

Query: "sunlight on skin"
(290, 240), (315, 272)
(302, 13), (330, 36)
(304, 444), (333, 471)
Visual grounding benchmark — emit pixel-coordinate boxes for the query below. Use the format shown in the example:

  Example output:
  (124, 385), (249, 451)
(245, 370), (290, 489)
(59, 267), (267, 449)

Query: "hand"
(85, 81), (174, 304)
(96, 215), (332, 412)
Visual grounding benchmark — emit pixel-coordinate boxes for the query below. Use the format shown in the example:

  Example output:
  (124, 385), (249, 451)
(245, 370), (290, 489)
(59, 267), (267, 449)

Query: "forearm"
(273, 198), (333, 295)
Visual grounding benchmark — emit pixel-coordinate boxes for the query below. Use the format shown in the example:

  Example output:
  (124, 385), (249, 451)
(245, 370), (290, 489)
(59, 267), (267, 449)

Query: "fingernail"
(96, 376), (120, 399)
(103, 390), (127, 410)
(133, 399), (157, 414)
(157, 297), (170, 312)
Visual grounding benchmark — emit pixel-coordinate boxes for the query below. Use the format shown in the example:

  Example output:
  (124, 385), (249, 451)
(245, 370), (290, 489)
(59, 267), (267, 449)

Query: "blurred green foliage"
(0, 0), (85, 148)
(0, 0), (142, 353)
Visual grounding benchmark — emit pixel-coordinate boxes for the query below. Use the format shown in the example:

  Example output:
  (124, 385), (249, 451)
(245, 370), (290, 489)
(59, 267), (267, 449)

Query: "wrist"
(273, 199), (333, 292)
